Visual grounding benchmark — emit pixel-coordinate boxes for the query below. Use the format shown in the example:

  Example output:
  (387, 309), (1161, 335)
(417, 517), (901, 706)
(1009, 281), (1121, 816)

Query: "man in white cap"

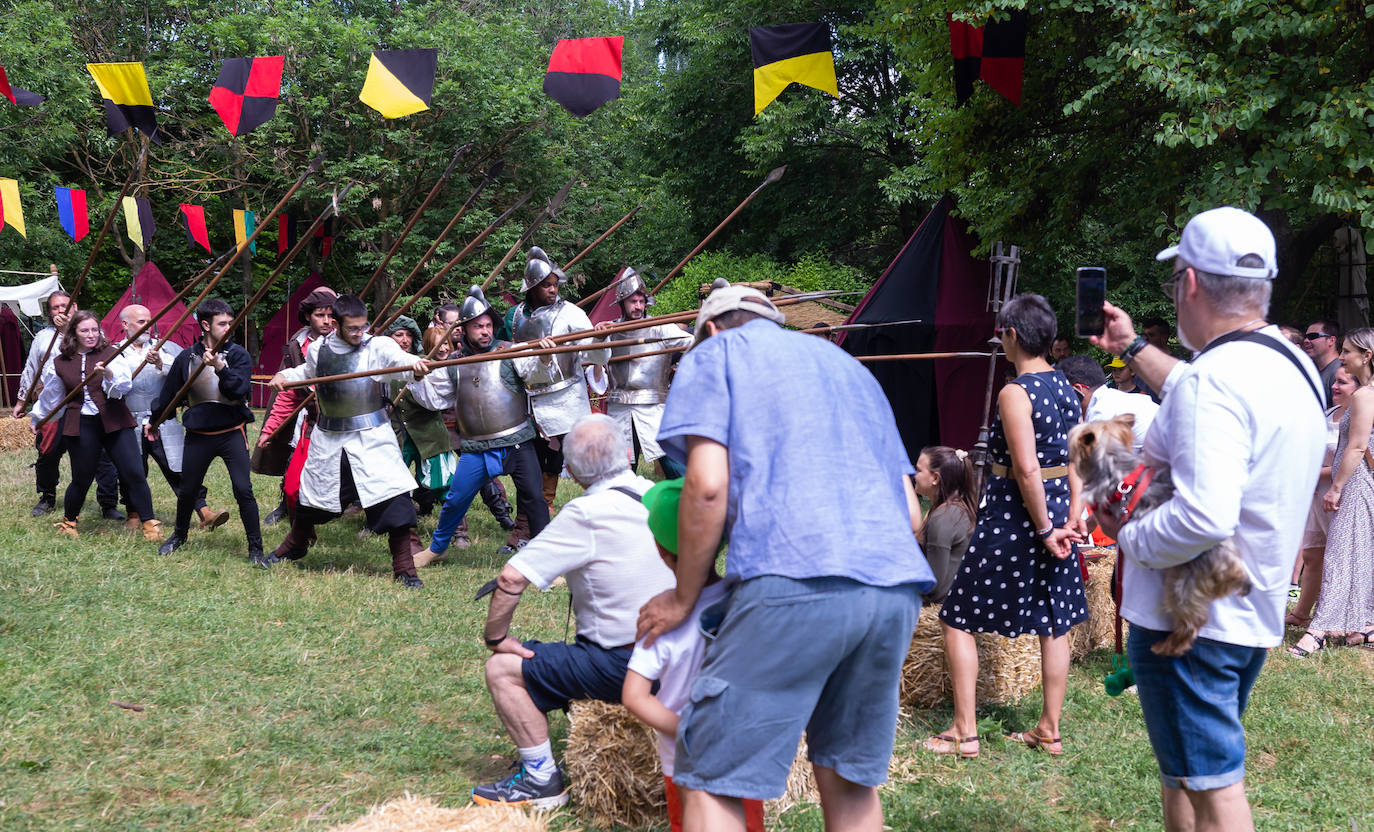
(636, 279), (934, 832)
(1089, 207), (1325, 832)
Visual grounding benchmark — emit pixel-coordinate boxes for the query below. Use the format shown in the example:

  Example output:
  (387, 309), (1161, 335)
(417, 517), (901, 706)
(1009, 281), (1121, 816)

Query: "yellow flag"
(0, 178), (26, 238)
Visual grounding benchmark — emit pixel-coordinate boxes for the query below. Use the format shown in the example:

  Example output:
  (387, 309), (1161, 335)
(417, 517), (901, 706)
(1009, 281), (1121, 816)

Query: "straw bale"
(900, 603), (1045, 708)
(325, 793), (555, 832)
(565, 700), (818, 829)
(0, 417), (32, 452)
(1071, 548), (1121, 659)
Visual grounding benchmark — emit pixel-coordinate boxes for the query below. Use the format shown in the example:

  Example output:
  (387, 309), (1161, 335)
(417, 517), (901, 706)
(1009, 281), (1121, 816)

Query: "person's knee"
(484, 652), (524, 691)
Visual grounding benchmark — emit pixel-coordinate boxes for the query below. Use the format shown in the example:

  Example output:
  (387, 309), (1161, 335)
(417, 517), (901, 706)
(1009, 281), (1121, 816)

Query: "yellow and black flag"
(749, 22), (838, 116)
(87, 62), (160, 143)
(359, 49), (437, 119)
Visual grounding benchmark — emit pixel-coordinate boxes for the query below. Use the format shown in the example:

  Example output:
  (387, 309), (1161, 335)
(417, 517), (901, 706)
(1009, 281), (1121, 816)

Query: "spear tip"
(764, 165), (787, 185)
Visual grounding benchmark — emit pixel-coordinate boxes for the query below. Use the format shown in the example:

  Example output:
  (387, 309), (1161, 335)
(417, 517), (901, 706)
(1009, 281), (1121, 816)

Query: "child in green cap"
(621, 478), (763, 832)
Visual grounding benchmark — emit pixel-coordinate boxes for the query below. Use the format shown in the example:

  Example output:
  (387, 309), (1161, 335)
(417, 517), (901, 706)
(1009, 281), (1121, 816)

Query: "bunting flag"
(86, 62), (160, 142)
(749, 23), (838, 116)
(542, 37), (623, 118)
(233, 208), (256, 254)
(313, 216), (334, 259)
(208, 56), (284, 137)
(0, 66), (44, 106)
(277, 213), (297, 257)
(54, 187), (89, 241)
(122, 196), (154, 251)
(359, 49), (436, 118)
(948, 10), (1028, 106)
(0, 179), (25, 237)
(179, 204), (210, 252)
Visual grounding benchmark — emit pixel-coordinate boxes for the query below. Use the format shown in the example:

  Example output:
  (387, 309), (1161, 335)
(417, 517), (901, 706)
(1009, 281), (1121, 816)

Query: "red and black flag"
(949, 10), (1027, 107)
(179, 204), (210, 253)
(208, 56), (284, 137)
(359, 49), (436, 119)
(86, 62), (160, 143)
(313, 217), (334, 260)
(749, 23), (838, 116)
(0, 66), (43, 106)
(277, 213), (296, 257)
(542, 37), (623, 118)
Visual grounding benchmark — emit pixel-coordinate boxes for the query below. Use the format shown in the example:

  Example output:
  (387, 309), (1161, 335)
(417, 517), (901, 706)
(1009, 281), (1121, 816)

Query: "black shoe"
(30, 497), (55, 518)
(249, 548), (279, 569)
(495, 510), (517, 531)
(396, 573), (423, 589)
(471, 763), (568, 809)
(102, 507), (127, 522)
(158, 534), (187, 556)
(262, 502), (288, 527)
(496, 540), (528, 556)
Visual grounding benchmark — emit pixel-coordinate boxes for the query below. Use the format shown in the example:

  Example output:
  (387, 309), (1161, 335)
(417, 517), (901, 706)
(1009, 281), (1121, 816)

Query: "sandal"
(1006, 728), (1063, 756)
(920, 733), (979, 759)
(1343, 629), (1374, 647)
(1284, 611), (1312, 628)
(1287, 631), (1326, 657)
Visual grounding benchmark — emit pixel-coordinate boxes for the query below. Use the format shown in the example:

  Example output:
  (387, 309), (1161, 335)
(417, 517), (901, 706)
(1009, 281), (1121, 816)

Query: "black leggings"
(506, 441), (551, 538)
(534, 434), (565, 476)
(176, 428), (260, 548)
(143, 431), (207, 512)
(36, 410), (120, 509)
(64, 417), (154, 522)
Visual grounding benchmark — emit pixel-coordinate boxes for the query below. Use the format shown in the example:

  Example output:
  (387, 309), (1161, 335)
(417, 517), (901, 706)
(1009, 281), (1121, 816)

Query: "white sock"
(519, 741), (556, 785)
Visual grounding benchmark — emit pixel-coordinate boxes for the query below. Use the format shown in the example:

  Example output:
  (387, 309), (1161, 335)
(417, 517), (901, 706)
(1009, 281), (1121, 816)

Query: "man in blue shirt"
(636, 281), (933, 832)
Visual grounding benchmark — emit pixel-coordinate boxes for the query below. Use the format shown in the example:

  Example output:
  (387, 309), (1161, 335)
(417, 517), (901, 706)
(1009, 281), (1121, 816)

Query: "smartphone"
(1075, 267), (1106, 338)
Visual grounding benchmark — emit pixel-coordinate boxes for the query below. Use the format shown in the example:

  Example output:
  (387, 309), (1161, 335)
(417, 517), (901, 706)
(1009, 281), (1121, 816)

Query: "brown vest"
(53, 345), (137, 437)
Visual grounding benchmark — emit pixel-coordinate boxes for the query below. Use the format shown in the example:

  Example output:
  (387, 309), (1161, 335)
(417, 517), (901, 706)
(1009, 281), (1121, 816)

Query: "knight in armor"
(411, 286), (551, 565)
(593, 268), (692, 478)
(110, 304), (225, 533)
(150, 299), (265, 565)
(252, 286), (338, 526)
(30, 310), (161, 541)
(501, 246), (609, 534)
(267, 295), (431, 587)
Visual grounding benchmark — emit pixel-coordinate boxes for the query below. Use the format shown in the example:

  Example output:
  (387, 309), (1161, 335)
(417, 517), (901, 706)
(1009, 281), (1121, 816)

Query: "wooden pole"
(567, 205), (646, 309)
(478, 176), (576, 292)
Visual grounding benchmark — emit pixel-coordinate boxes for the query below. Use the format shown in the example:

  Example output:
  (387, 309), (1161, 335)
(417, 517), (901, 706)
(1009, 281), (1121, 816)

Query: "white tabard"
(277, 334), (419, 512)
(604, 320), (691, 462)
(519, 300), (609, 438)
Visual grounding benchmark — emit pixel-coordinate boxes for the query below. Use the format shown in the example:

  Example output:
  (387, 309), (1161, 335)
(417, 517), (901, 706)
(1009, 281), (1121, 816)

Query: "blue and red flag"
(54, 187), (88, 241)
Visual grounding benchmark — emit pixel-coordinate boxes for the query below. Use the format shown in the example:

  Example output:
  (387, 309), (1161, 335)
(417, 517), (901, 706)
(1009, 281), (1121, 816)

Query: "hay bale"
(565, 700), (818, 829)
(0, 417), (32, 453)
(900, 604), (1045, 708)
(1071, 548), (1121, 659)
(325, 793), (553, 832)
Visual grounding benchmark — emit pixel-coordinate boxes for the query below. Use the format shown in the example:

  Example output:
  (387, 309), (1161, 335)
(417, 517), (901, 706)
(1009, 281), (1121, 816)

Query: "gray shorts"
(672, 575), (919, 800)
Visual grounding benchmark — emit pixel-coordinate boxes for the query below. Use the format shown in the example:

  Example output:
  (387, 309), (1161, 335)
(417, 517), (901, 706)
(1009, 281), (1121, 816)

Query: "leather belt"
(316, 408), (389, 432)
(990, 463), (1069, 480)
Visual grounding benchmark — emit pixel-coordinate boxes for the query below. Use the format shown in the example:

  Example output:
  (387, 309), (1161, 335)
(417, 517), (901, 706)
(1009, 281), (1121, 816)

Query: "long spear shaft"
(856, 351), (993, 362)
(151, 187), (351, 428)
(358, 143), (471, 301)
(478, 177), (576, 292)
(372, 160), (503, 329)
(130, 156), (325, 380)
(604, 318), (930, 364)
(277, 335), (669, 390)
(31, 247), (234, 428)
(649, 166), (786, 296)
(566, 207), (645, 310)
(16, 136), (152, 408)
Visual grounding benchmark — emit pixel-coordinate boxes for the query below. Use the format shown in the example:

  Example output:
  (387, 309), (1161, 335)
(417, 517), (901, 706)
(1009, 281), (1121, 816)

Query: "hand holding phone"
(1075, 267), (1106, 338)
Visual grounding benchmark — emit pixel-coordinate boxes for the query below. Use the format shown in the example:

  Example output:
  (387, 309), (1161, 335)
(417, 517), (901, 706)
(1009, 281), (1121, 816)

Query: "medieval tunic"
(112, 339), (187, 470)
(601, 318), (692, 463)
(277, 332), (419, 513)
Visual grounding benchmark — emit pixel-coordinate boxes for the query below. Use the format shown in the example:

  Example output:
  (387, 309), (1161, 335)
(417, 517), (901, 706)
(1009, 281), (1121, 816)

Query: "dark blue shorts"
(1128, 625), (1266, 791)
(520, 637), (634, 714)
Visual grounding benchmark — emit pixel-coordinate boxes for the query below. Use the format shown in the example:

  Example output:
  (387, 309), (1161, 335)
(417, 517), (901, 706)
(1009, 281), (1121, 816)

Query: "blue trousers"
(429, 441), (548, 553)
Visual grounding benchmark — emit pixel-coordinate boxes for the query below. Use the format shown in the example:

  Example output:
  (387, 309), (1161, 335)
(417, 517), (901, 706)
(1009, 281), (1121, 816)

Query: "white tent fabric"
(0, 275), (63, 317)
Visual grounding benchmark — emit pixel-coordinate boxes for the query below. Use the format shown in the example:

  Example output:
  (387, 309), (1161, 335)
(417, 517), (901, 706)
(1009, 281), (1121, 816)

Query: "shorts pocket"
(679, 676), (729, 759)
(759, 590), (842, 608)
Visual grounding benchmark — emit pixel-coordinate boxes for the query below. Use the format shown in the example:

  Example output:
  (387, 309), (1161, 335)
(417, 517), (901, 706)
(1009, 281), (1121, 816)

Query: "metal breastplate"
(187, 354), (245, 408)
(314, 339), (388, 431)
(124, 348), (166, 414)
(453, 346), (529, 441)
(514, 300), (580, 395)
(609, 326), (673, 405)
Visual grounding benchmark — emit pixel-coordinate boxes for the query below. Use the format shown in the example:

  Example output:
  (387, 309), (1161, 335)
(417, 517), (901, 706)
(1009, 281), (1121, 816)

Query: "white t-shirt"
(1118, 326), (1325, 648)
(1085, 386), (1159, 450)
(508, 470), (676, 648)
(626, 581), (730, 776)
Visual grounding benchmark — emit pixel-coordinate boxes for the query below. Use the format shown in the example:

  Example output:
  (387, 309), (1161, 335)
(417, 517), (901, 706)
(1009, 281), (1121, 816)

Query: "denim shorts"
(1127, 626), (1266, 791)
(672, 576), (919, 800)
(520, 637), (634, 714)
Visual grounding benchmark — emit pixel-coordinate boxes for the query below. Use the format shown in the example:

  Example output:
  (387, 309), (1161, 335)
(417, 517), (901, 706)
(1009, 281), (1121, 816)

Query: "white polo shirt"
(1118, 326), (1325, 648)
(508, 470), (676, 648)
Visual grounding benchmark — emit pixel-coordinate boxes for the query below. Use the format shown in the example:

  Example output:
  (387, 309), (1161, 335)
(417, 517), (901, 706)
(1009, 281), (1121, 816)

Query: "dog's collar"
(1088, 463), (1154, 520)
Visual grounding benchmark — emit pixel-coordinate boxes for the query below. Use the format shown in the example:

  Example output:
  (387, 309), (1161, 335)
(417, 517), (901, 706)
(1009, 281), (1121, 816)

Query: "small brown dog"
(1069, 414), (1250, 657)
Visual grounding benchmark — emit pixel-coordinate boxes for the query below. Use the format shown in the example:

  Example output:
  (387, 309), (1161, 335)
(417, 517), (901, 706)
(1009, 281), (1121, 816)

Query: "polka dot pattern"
(939, 370), (1088, 638)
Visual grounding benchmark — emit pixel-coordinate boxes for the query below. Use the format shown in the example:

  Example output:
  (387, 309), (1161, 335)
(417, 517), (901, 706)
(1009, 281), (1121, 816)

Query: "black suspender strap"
(1200, 329), (1324, 407)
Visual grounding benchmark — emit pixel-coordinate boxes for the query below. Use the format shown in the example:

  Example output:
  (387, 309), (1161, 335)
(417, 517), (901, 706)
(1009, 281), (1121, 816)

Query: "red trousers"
(664, 775), (765, 832)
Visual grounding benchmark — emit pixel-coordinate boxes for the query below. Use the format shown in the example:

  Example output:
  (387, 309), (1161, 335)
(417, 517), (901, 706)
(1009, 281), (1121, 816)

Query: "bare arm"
(1002, 383), (1076, 557)
(484, 563), (535, 658)
(1325, 388), (1374, 511)
(621, 670), (679, 737)
(903, 474), (923, 536)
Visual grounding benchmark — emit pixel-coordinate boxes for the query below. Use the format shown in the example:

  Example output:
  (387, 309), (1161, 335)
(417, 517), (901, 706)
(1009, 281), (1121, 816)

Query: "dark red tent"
(841, 196), (1003, 459)
(0, 307), (22, 405)
(100, 262), (201, 349)
(251, 273), (325, 406)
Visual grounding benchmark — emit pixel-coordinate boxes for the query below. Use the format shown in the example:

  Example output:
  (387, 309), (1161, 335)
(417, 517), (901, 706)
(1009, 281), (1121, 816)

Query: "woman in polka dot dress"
(923, 294), (1088, 759)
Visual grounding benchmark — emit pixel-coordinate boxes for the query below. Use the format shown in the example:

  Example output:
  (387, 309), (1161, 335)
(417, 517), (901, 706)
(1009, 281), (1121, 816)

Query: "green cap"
(642, 477), (684, 555)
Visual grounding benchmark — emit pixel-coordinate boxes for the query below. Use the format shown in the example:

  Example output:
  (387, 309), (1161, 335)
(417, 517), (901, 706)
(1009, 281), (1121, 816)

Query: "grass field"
(1, 423), (1372, 831)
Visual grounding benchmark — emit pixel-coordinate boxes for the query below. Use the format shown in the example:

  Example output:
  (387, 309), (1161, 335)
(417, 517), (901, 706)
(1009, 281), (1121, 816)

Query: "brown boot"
(141, 519), (163, 542)
(54, 518), (79, 538)
(389, 528), (421, 587)
(542, 472), (559, 516)
(198, 506), (230, 530)
(272, 520), (316, 561)
(454, 517), (471, 549)
(503, 509), (530, 552)
(124, 512), (142, 533)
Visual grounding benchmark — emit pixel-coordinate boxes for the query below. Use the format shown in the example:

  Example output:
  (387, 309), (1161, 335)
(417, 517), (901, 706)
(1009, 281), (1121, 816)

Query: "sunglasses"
(1159, 267), (1188, 301)
(1304, 332), (1334, 341)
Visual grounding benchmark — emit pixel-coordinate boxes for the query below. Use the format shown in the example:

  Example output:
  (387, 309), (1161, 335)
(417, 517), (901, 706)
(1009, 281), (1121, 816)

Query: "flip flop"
(920, 733), (979, 759)
(1006, 728), (1063, 756)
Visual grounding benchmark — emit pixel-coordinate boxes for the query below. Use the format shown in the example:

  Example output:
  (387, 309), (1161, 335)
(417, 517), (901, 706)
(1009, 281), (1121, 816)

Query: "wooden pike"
(568, 205), (647, 308)
(478, 176), (576, 291)
(649, 166), (785, 295)
(357, 143), (471, 301)
(603, 318), (930, 364)
(151, 186), (352, 428)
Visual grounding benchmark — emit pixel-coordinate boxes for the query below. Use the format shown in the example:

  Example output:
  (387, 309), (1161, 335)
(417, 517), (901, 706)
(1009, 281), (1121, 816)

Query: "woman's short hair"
(563, 414), (629, 485)
(996, 293), (1057, 357)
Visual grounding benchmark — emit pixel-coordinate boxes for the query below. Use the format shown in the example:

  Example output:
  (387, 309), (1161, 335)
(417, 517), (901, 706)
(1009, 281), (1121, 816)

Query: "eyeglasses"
(1304, 332), (1334, 341)
(1159, 267), (1189, 301)
(341, 325), (368, 335)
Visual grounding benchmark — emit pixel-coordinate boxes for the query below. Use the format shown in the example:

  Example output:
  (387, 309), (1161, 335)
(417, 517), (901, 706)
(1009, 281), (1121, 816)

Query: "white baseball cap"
(695, 278), (785, 339)
(1155, 206), (1277, 280)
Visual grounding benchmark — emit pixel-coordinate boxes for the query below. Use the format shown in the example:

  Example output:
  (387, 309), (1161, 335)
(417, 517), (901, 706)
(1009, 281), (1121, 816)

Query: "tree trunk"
(1259, 208), (1342, 319)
